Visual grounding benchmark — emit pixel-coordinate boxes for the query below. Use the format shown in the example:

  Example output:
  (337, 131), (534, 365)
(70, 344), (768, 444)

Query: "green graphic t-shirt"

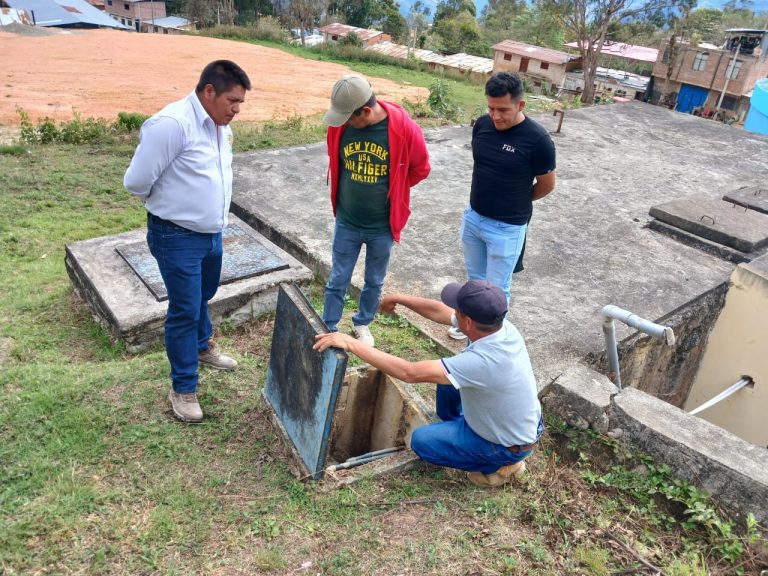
(337, 117), (390, 233)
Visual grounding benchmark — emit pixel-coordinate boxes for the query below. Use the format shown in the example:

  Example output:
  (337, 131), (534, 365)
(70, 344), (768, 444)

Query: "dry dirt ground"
(0, 28), (428, 125)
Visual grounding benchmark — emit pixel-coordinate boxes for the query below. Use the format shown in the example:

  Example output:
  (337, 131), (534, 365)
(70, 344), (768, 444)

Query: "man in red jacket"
(322, 74), (430, 347)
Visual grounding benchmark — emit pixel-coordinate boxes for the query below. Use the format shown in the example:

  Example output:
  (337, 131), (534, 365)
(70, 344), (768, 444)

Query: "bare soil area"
(0, 29), (427, 124)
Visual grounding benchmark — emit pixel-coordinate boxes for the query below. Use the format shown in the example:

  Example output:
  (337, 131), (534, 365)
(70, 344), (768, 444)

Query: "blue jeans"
(147, 215), (222, 394)
(411, 385), (540, 474)
(460, 206), (527, 302)
(322, 221), (394, 332)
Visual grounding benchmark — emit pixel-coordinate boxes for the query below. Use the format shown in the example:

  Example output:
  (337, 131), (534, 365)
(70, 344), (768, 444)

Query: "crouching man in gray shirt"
(313, 279), (543, 487)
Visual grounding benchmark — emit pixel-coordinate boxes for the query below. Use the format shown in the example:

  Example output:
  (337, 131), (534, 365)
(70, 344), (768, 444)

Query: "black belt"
(507, 441), (537, 453)
(147, 212), (183, 228)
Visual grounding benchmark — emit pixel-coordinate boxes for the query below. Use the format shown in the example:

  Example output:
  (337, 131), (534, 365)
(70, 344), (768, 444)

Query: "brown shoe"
(198, 341), (237, 371)
(168, 390), (203, 423)
(467, 460), (526, 488)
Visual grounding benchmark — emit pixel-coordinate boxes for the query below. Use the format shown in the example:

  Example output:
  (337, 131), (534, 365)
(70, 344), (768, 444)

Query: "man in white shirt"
(313, 280), (543, 487)
(124, 60), (250, 423)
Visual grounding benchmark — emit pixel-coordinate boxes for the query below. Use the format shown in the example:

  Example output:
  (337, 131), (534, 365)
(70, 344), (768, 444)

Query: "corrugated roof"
(564, 41), (658, 63)
(5, 0), (128, 27)
(319, 23), (383, 42)
(366, 40), (493, 74)
(492, 40), (577, 64)
(1, 6), (34, 25)
(148, 15), (190, 29)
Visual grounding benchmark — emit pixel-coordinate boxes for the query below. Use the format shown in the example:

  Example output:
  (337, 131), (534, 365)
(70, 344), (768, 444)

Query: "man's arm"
(405, 121), (431, 187)
(124, 116), (184, 199)
(313, 332), (450, 384)
(532, 171), (556, 201)
(379, 293), (453, 326)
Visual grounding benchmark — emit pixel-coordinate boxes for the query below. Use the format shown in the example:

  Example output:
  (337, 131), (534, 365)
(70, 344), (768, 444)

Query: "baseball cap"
(323, 75), (374, 127)
(440, 280), (508, 325)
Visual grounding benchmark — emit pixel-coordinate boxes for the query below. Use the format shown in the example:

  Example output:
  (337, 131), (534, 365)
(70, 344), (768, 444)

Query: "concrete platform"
(649, 196), (768, 253)
(232, 101), (768, 387)
(724, 185), (768, 215)
(65, 214), (313, 352)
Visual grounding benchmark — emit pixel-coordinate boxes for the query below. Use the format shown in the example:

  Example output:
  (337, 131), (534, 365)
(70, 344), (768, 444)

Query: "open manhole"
(263, 283), (432, 483)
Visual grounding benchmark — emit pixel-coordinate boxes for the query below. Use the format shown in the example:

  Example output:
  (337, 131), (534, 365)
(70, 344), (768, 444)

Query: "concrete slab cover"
(649, 196), (768, 253)
(116, 223), (289, 301)
(65, 214), (312, 352)
(723, 185), (768, 215)
(232, 102), (768, 386)
(264, 283), (348, 480)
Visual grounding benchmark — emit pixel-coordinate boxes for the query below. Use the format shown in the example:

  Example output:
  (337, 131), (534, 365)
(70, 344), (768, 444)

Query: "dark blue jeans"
(411, 384), (540, 474)
(322, 221), (394, 332)
(147, 215), (222, 393)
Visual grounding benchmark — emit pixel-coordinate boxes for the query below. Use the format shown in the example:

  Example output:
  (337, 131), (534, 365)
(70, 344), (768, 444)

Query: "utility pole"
(716, 38), (741, 114)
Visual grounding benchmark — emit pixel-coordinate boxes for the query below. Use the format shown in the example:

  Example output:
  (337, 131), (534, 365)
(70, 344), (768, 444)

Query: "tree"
(543, 0), (695, 104)
(407, 1), (431, 55)
(288, 0), (325, 44)
(327, 0), (406, 40)
(481, 0), (564, 49)
(433, 0), (477, 24)
(433, 11), (483, 53)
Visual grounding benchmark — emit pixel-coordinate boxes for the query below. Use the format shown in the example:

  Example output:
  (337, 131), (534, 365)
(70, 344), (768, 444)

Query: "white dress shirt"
(124, 91), (234, 234)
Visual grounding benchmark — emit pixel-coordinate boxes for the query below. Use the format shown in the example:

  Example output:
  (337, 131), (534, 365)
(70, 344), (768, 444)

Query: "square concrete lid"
(264, 283), (348, 480)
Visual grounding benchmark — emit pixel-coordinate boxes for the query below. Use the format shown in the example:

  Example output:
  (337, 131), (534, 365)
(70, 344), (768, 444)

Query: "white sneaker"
(448, 326), (467, 340)
(353, 325), (375, 347)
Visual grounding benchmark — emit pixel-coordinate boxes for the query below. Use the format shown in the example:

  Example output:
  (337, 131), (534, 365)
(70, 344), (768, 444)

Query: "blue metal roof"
(4, 0), (129, 28)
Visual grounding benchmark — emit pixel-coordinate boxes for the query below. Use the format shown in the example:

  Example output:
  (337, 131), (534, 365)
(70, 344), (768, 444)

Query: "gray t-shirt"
(440, 319), (540, 446)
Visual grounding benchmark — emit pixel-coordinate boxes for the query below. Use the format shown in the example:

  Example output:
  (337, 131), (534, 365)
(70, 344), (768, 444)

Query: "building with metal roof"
(366, 40), (493, 81)
(564, 41), (659, 64)
(319, 23), (390, 46)
(492, 40), (581, 93)
(3, 0), (128, 28)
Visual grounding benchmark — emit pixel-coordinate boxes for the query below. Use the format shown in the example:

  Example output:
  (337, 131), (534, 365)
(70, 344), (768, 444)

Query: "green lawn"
(0, 107), (764, 574)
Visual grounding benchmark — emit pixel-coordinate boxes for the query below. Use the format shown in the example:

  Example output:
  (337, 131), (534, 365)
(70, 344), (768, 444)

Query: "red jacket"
(326, 100), (431, 242)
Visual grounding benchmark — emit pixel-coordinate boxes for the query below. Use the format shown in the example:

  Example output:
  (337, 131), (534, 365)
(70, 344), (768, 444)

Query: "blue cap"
(440, 280), (507, 325)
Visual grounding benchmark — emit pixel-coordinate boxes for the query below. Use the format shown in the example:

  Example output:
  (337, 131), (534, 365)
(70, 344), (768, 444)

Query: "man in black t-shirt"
(451, 72), (556, 340)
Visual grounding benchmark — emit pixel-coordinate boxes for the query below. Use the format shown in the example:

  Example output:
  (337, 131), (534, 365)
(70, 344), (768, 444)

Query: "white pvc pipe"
(601, 305), (676, 389)
(688, 377), (752, 416)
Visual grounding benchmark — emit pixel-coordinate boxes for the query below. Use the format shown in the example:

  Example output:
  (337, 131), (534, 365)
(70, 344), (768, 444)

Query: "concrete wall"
(686, 254), (768, 447)
(585, 282), (728, 408)
(541, 364), (768, 528)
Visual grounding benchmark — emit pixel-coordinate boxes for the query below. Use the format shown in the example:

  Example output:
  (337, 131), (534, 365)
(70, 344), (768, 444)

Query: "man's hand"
(379, 295), (399, 315)
(313, 332), (356, 352)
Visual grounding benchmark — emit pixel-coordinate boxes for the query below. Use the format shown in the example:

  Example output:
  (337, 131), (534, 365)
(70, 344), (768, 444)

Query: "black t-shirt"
(470, 114), (556, 225)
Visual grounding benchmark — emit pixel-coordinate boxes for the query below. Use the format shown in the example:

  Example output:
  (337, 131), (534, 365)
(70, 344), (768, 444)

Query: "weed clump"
(17, 107), (147, 145)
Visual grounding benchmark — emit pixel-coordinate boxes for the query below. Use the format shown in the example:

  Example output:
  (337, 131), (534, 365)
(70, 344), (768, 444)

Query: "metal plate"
(264, 283), (348, 480)
(115, 223), (290, 301)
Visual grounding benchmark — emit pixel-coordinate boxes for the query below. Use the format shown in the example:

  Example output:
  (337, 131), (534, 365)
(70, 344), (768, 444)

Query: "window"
(725, 59), (742, 80)
(692, 52), (708, 71)
(332, 35), (338, 40)
(503, 53), (512, 61)
(124, 3), (129, 9)
(540, 62), (549, 70)
(721, 95), (738, 110)
(107, 0), (112, 4)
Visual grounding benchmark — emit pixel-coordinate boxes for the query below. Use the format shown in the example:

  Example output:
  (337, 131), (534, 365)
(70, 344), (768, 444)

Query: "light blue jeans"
(322, 221), (394, 332)
(460, 206), (527, 302)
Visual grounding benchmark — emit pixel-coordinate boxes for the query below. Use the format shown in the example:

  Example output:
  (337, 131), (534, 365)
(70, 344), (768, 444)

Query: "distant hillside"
(398, 0), (768, 20)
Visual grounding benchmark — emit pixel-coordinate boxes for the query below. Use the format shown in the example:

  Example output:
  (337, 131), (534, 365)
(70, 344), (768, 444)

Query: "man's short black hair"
(196, 60), (252, 94)
(352, 94), (377, 117)
(485, 72), (523, 101)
